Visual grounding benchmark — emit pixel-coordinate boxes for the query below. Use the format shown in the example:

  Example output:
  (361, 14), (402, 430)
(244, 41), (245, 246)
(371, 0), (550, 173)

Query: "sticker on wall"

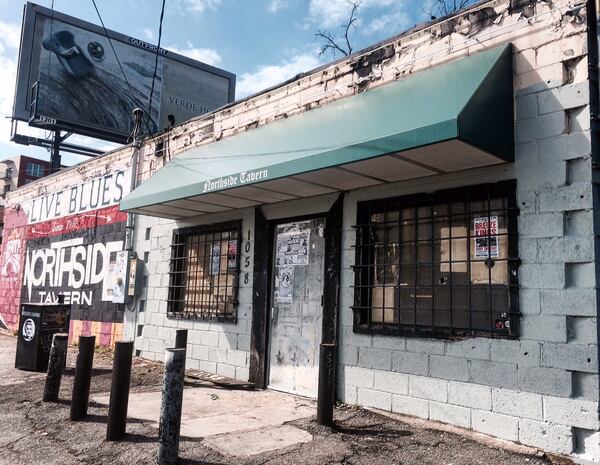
(22, 318), (36, 341)
(276, 266), (294, 303)
(474, 216), (499, 258)
(276, 230), (310, 266)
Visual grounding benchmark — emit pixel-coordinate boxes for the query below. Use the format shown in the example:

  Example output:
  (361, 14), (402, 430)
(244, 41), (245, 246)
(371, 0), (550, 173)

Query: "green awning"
(121, 44), (513, 219)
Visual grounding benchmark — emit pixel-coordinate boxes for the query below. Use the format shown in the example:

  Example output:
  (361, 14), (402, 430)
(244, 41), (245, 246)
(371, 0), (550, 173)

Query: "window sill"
(352, 322), (519, 340)
(167, 312), (237, 323)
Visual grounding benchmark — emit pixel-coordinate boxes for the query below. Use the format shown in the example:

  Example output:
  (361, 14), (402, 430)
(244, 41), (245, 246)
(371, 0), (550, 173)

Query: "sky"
(0, 0), (471, 166)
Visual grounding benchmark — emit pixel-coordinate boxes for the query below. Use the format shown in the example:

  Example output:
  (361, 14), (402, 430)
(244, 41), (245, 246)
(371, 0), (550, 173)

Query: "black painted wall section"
(249, 207), (269, 388)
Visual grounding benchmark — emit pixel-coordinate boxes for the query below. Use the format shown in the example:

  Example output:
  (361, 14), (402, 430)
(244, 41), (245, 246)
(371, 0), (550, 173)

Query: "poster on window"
(275, 266), (294, 303)
(275, 230), (310, 266)
(474, 216), (499, 258)
(227, 240), (238, 269)
(210, 243), (221, 275)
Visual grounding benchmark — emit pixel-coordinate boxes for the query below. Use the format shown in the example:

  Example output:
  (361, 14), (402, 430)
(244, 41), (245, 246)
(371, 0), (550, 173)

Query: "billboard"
(13, 2), (236, 143)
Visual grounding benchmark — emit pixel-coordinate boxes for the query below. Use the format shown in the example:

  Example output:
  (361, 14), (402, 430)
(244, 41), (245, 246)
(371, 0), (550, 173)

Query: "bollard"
(106, 341), (134, 441)
(174, 329), (188, 350)
(43, 333), (69, 402)
(158, 348), (186, 465)
(70, 335), (96, 421)
(317, 343), (336, 427)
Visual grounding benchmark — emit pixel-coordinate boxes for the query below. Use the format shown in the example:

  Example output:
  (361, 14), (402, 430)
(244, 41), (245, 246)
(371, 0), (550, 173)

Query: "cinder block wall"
(334, 2), (600, 461)
(124, 0), (599, 460)
(128, 209), (254, 381)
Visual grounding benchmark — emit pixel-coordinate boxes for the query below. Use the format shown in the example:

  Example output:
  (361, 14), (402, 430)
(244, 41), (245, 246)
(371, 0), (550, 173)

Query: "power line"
(148, 0), (166, 126)
(90, 0), (150, 133)
(43, 0), (56, 143)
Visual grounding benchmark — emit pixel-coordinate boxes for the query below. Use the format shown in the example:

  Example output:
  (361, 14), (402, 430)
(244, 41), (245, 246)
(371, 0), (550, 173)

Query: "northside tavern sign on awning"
(203, 169), (269, 193)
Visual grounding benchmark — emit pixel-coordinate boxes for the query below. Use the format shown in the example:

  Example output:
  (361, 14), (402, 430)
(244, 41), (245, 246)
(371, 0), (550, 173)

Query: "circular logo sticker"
(22, 318), (36, 342)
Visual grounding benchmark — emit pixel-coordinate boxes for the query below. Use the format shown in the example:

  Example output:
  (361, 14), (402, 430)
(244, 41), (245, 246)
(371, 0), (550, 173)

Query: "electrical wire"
(90, 0), (151, 133)
(148, 0), (166, 128)
(43, 0), (56, 145)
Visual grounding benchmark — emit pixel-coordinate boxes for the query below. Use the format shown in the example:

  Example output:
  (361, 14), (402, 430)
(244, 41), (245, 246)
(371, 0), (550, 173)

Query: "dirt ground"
(0, 333), (573, 465)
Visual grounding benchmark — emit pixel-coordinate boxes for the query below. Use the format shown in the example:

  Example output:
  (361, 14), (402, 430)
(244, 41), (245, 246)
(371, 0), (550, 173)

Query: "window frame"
(352, 181), (520, 340)
(167, 220), (242, 321)
(26, 162), (44, 178)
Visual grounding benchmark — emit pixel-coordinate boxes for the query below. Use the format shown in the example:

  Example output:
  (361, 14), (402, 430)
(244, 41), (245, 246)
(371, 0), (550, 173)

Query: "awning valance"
(121, 44), (513, 219)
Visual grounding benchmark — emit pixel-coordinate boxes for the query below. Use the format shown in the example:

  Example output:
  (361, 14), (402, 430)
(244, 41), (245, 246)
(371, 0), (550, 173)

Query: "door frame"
(249, 194), (344, 394)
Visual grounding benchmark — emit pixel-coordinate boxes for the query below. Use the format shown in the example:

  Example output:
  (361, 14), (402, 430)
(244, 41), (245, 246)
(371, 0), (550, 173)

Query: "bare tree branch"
(344, 3), (359, 55)
(315, 2), (359, 57)
(316, 30), (351, 57)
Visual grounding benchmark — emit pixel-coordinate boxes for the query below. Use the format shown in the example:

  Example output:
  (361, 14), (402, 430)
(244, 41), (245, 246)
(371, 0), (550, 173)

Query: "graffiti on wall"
(0, 167), (131, 329)
(1, 239), (22, 278)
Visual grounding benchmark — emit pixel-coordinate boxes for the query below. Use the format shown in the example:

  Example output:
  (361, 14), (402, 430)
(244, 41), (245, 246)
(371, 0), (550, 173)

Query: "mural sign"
(1, 167), (131, 324)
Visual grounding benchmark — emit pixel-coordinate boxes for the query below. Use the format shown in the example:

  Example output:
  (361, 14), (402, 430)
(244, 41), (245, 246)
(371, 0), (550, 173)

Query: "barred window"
(168, 221), (241, 320)
(352, 182), (519, 339)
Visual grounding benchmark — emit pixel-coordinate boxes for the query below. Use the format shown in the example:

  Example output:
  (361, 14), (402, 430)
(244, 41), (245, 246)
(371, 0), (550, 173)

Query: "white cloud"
(309, 0), (355, 29)
(268, 0), (286, 13)
(363, 10), (411, 35)
(0, 56), (16, 117)
(166, 42), (223, 66)
(237, 53), (321, 98)
(142, 28), (155, 41)
(0, 20), (21, 54)
(309, 0), (409, 34)
(181, 0), (222, 13)
(0, 20), (20, 149)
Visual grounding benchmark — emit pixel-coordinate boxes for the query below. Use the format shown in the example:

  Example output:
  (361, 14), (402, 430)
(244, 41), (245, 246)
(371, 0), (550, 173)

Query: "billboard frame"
(13, 2), (236, 144)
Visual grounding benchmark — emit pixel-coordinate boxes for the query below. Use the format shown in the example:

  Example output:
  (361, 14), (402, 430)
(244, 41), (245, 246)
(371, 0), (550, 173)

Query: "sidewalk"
(94, 385), (316, 456)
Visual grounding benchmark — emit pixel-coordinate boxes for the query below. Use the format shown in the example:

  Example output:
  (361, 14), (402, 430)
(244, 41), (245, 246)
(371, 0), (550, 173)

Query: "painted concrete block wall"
(128, 209), (255, 381)
(335, 2), (600, 461)
(116, 0), (599, 460)
(128, 193), (340, 378)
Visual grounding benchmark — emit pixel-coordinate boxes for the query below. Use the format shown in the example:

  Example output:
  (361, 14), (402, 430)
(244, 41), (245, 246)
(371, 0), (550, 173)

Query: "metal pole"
(106, 341), (134, 441)
(174, 329), (188, 350)
(158, 348), (186, 465)
(317, 343), (336, 427)
(50, 130), (61, 173)
(43, 333), (68, 402)
(70, 335), (96, 421)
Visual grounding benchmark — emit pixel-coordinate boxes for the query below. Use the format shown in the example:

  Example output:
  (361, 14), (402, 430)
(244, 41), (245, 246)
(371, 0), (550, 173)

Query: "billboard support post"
(51, 130), (61, 173)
